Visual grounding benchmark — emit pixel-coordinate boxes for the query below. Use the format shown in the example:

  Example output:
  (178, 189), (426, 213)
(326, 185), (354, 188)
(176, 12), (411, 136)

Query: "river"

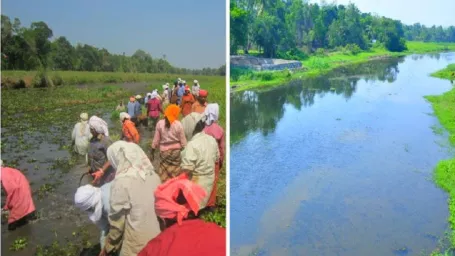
(230, 53), (455, 256)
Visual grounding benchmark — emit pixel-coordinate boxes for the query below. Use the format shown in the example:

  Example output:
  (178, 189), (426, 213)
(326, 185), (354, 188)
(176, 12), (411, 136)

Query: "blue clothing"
(127, 101), (141, 118)
(177, 86), (185, 104)
(127, 102), (136, 117)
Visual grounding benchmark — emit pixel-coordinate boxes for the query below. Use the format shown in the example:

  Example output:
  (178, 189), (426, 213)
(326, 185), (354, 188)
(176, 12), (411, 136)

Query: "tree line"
(230, 0), (455, 58)
(1, 15), (225, 76)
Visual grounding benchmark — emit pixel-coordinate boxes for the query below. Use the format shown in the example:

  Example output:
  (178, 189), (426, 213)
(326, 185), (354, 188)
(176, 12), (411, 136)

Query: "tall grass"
(1, 70), (223, 89)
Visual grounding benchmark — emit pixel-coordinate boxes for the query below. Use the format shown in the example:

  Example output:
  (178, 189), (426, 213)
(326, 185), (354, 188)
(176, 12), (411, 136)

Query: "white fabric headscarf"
(181, 112), (207, 141)
(119, 112), (131, 122)
(88, 116), (109, 137)
(162, 84), (169, 90)
(146, 93), (152, 99)
(151, 91), (158, 99)
(74, 185), (102, 224)
(204, 103), (219, 126)
(80, 113), (89, 122)
(106, 141), (155, 181)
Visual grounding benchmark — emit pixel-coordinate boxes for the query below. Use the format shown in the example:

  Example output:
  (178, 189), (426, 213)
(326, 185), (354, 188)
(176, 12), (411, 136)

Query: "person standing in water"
(180, 86), (195, 117)
(191, 89), (208, 114)
(100, 141), (162, 256)
(202, 103), (225, 208)
(180, 112), (219, 209)
(116, 101), (126, 112)
(74, 183), (111, 249)
(1, 160), (37, 231)
(138, 173), (226, 256)
(147, 91), (163, 131)
(88, 116), (114, 186)
(151, 105), (187, 182)
(120, 112), (140, 144)
(71, 113), (92, 164)
(192, 80), (200, 98)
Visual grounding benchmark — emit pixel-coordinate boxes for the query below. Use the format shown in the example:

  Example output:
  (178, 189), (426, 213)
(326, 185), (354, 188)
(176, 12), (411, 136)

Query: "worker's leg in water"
(8, 212), (34, 231)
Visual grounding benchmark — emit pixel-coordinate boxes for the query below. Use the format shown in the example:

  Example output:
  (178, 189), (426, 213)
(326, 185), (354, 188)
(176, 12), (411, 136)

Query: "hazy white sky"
(310, 0), (455, 27)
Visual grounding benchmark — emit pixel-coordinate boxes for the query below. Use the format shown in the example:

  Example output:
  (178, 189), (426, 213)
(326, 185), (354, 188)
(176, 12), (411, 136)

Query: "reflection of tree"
(231, 58), (401, 144)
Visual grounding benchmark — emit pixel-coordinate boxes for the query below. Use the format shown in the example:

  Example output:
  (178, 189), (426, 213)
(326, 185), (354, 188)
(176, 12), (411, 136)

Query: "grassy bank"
(431, 64), (455, 81)
(1, 70), (223, 89)
(231, 41), (455, 91)
(425, 69), (455, 255)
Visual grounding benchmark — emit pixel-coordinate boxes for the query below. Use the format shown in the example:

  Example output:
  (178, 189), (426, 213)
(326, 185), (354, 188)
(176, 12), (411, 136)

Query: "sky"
(311, 0), (455, 27)
(1, 0), (226, 69)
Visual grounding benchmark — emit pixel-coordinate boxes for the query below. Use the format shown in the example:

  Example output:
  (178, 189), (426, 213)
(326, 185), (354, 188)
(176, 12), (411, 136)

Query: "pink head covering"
(154, 173), (206, 225)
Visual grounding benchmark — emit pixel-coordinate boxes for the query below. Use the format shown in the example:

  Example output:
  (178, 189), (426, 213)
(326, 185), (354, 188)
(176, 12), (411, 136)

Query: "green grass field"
(0, 70), (224, 89)
(425, 70), (455, 255)
(231, 41), (455, 91)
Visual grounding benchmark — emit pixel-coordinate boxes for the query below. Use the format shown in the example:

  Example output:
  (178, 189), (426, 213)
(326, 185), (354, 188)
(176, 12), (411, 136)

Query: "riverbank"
(1, 70), (223, 89)
(425, 67), (455, 255)
(231, 41), (455, 91)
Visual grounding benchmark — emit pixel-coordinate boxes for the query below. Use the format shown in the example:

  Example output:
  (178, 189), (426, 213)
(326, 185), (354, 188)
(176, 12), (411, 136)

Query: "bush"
(51, 74), (64, 86)
(343, 44), (362, 55)
(32, 72), (48, 88)
(277, 48), (308, 60)
(258, 72), (274, 81)
(315, 48), (326, 56)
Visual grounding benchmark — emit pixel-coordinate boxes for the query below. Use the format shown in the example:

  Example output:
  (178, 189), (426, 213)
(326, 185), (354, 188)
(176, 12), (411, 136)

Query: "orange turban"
(164, 104), (180, 124)
(199, 89), (208, 97)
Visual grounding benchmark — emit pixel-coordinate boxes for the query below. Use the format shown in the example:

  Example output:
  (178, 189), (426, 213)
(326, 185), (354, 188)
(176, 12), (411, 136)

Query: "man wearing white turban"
(74, 183), (111, 249)
(100, 141), (161, 256)
(72, 113), (92, 163)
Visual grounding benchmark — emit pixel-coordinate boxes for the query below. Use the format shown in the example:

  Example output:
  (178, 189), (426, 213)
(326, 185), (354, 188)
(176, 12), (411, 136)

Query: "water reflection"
(231, 58), (403, 144)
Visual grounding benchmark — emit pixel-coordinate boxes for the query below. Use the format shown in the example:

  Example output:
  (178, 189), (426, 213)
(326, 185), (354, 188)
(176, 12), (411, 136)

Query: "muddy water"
(230, 53), (455, 256)
(1, 83), (157, 255)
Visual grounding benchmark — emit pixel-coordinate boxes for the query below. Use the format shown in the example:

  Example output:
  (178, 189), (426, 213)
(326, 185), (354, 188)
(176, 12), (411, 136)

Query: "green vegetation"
(1, 15), (225, 76)
(1, 75), (226, 253)
(230, 0), (455, 90)
(231, 42), (455, 90)
(431, 64), (455, 81)
(425, 70), (455, 255)
(231, 0), (455, 57)
(10, 237), (28, 251)
(1, 70), (225, 89)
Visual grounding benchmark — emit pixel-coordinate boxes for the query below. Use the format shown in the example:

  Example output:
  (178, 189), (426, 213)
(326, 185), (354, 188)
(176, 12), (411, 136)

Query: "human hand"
(91, 169), (104, 184)
(98, 249), (106, 256)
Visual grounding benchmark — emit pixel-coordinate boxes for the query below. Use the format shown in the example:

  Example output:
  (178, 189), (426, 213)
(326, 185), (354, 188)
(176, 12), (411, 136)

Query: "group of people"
(115, 79), (208, 131)
(69, 78), (225, 255)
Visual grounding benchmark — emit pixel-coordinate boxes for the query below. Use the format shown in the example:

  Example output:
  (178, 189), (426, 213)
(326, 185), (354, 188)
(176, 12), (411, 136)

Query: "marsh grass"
(425, 71), (455, 254)
(1, 71), (223, 89)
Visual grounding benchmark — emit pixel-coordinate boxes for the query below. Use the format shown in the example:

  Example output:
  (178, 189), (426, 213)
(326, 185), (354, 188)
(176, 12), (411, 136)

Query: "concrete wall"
(231, 55), (302, 71)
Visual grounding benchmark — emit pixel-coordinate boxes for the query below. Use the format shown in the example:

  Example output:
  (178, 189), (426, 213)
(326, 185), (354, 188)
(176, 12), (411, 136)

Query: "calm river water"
(230, 53), (455, 256)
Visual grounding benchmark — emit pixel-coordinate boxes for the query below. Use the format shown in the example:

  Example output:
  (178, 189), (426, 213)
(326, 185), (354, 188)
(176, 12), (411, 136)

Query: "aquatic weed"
(10, 237), (28, 251)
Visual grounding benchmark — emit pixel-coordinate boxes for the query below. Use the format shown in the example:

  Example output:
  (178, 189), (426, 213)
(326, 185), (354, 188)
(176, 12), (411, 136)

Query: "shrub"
(32, 72), (48, 88)
(315, 48), (326, 56)
(51, 74), (64, 86)
(343, 44), (362, 55)
(258, 72), (274, 81)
